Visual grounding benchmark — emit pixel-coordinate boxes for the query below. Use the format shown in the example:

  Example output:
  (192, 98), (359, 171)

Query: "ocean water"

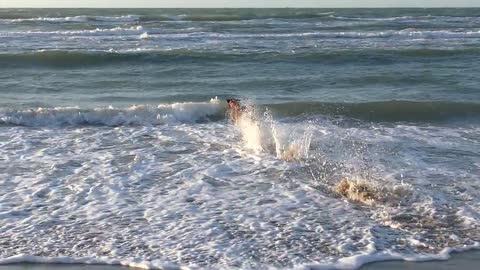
(0, 8), (479, 269)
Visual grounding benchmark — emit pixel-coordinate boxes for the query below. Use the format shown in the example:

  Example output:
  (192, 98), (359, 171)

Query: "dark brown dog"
(227, 98), (242, 123)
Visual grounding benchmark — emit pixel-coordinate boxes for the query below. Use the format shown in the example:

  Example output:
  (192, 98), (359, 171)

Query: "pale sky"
(0, 0), (479, 8)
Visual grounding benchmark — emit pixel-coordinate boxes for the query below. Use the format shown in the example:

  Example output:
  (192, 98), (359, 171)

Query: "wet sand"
(361, 250), (480, 270)
(0, 250), (479, 270)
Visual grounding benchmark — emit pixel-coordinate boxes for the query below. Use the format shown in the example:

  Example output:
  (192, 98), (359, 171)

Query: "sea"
(0, 8), (479, 270)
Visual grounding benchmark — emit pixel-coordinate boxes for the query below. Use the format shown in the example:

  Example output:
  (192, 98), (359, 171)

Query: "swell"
(1, 101), (478, 127)
(266, 101), (480, 122)
(2, 48), (480, 67)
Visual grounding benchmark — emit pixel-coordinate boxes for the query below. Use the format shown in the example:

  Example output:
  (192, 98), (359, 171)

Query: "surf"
(229, 101), (312, 161)
(0, 98), (224, 127)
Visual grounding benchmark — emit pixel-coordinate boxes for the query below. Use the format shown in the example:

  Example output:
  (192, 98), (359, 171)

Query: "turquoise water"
(0, 8), (479, 270)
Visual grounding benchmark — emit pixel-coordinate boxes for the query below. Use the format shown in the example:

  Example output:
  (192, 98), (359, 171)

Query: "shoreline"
(0, 250), (479, 270)
(361, 250), (480, 270)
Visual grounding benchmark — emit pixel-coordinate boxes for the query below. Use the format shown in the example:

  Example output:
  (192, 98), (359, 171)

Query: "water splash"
(234, 104), (312, 160)
(334, 176), (413, 206)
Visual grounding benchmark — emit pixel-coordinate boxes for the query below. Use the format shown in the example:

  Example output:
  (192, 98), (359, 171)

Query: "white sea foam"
(0, 112), (479, 269)
(139, 32), (150, 40)
(1, 243), (478, 269)
(297, 243), (480, 270)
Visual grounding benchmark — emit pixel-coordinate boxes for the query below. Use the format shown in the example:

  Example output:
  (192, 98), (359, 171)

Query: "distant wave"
(185, 29), (480, 39)
(0, 15), (140, 23)
(161, 12), (336, 21)
(2, 25), (144, 37)
(2, 13), (480, 24)
(0, 12), (335, 23)
(3, 27), (480, 40)
(1, 48), (479, 68)
(1, 100), (478, 126)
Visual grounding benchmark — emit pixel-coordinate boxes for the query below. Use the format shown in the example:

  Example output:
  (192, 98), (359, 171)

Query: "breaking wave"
(0, 98), (224, 127)
(1, 100), (478, 127)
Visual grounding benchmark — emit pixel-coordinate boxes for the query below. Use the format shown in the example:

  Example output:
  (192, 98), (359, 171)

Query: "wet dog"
(226, 98), (243, 123)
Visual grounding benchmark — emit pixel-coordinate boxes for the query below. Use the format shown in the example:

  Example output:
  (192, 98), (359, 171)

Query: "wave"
(0, 15), (140, 23)
(2, 25), (144, 37)
(1, 48), (479, 67)
(0, 99), (224, 127)
(204, 29), (480, 39)
(164, 12), (336, 22)
(4, 28), (480, 41)
(0, 12), (335, 23)
(331, 15), (418, 21)
(328, 15), (479, 22)
(266, 101), (480, 122)
(1, 100), (478, 127)
(2, 13), (479, 23)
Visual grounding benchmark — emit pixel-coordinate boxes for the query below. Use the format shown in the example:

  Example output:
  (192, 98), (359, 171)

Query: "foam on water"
(1, 243), (479, 270)
(0, 107), (479, 269)
(139, 32), (150, 40)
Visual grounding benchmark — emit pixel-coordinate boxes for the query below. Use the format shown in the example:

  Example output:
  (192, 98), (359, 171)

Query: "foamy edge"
(0, 243), (478, 269)
(301, 242), (480, 270)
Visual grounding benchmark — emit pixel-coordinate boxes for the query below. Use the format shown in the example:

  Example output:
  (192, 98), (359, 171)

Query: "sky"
(1, 0), (479, 8)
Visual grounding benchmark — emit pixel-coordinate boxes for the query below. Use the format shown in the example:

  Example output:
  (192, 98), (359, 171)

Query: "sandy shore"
(361, 250), (480, 270)
(0, 250), (479, 270)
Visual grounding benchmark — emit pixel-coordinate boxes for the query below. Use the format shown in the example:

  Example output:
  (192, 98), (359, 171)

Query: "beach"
(0, 8), (479, 270)
(362, 250), (480, 270)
